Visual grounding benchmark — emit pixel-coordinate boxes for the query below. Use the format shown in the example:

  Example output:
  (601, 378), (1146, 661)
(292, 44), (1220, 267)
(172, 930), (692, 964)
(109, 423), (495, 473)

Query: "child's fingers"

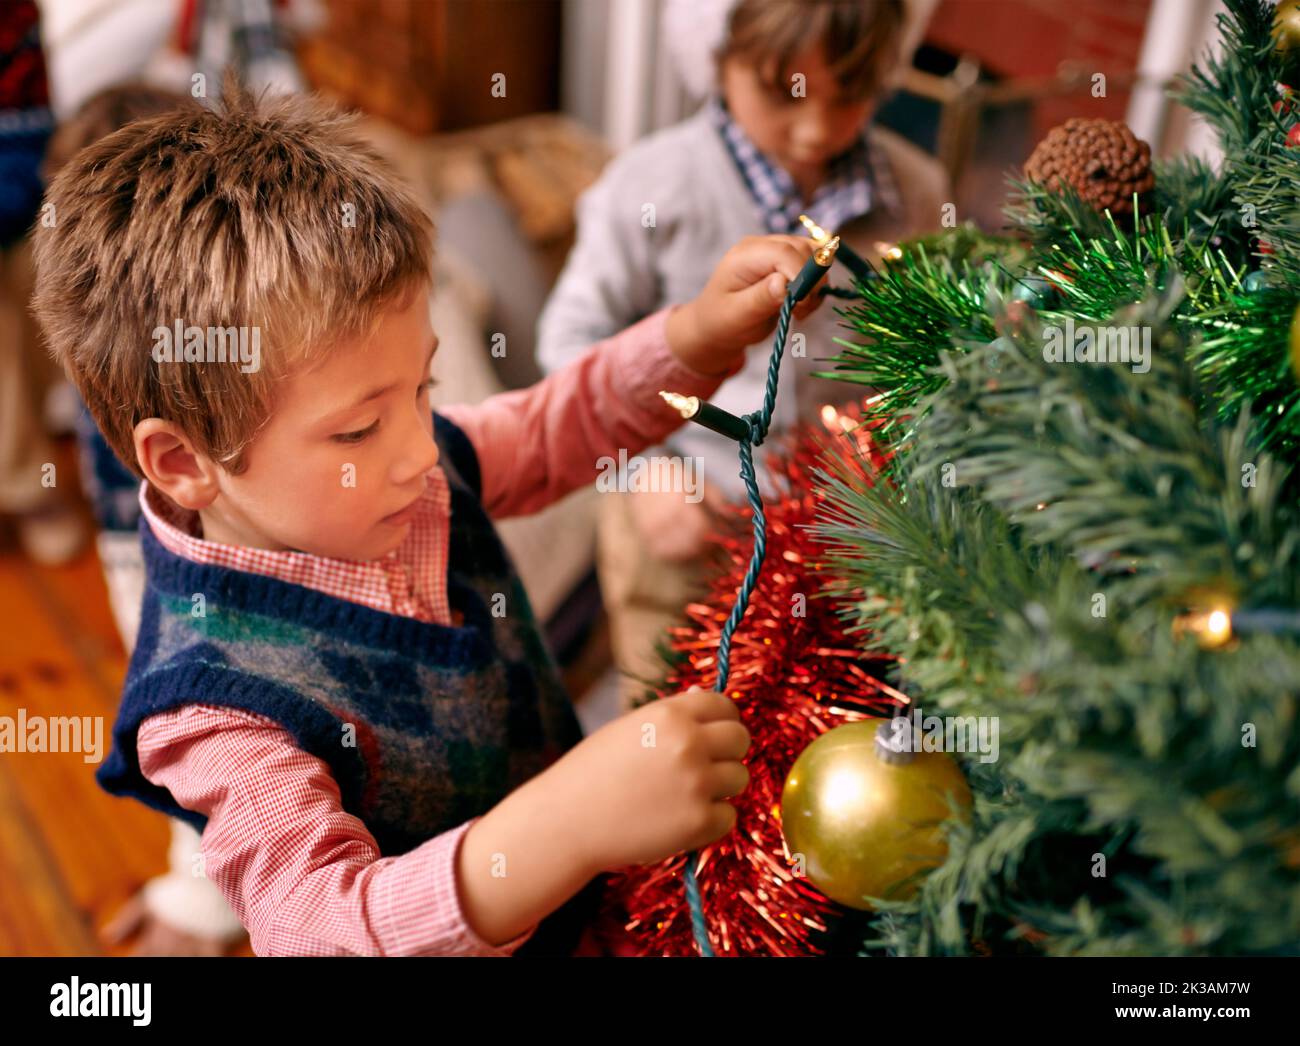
(705, 759), (751, 800)
(718, 235), (829, 329)
(731, 235), (818, 286)
(743, 263), (828, 325)
(757, 237), (837, 309)
(674, 686), (742, 722)
(729, 270), (790, 324)
(767, 236), (820, 283)
(700, 719), (751, 761)
(767, 234), (821, 254)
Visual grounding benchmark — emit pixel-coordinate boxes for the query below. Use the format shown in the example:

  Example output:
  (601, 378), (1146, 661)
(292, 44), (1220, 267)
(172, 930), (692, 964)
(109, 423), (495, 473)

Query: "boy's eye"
(332, 420), (379, 444)
(330, 379), (436, 443)
(767, 81), (798, 104)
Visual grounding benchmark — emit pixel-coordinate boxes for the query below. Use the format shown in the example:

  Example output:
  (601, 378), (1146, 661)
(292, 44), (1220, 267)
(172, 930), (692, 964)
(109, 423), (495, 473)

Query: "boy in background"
(537, 0), (948, 708)
(0, 0), (85, 565)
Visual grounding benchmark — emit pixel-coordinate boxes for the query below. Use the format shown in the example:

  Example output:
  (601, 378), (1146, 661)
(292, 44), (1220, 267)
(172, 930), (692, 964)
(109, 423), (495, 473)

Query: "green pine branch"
(809, 230), (1023, 435)
(811, 297), (1300, 955)
(1173, 0), (1285, 157)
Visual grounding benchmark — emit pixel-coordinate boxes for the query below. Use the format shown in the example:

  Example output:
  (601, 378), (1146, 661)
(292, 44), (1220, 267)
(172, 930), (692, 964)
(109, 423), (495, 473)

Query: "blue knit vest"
(97, 412), (602, 954)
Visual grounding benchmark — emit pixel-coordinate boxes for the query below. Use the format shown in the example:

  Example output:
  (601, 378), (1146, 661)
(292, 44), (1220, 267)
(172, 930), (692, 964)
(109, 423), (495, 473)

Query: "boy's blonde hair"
(719, 0), (906, 100)
(32, 82), (434, 477)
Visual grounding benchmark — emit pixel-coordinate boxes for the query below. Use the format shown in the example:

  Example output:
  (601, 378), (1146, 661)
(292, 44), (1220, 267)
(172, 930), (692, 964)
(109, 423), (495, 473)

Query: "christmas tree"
(601, 0), (1300, 956)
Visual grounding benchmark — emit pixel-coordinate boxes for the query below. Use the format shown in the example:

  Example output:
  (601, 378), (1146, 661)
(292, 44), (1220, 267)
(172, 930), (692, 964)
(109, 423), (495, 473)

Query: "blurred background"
(0, 0), (1232, 956)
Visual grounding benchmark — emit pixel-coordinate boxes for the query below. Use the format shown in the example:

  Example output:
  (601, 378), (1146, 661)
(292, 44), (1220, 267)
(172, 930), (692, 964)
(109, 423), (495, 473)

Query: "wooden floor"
(1, 534), (161, 955)
(0, 438), (251, 956)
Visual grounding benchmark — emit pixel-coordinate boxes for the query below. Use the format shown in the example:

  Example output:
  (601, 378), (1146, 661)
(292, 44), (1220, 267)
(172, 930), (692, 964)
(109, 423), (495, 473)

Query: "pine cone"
(1023, 118), (1155, 216)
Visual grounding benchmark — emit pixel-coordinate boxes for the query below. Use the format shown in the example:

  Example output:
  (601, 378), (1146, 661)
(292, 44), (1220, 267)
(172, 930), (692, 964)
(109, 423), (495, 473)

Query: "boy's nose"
(791, 105), (835, 151)
(415, 428), (440, 475)
(395, 414), (440, 485)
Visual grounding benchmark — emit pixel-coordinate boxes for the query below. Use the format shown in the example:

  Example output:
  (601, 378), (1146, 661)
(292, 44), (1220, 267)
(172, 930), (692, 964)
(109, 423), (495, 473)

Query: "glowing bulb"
(814, 236), (841, 266)
(1174, 604), (1235, 648)
(1205, 609), (1231, 643)
(799, 214), (831, 243)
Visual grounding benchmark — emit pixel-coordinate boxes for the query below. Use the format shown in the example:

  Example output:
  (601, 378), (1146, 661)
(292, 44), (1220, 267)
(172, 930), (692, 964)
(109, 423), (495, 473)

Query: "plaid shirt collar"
(137, 472), (459, 626)
(708, 95), (900, 235)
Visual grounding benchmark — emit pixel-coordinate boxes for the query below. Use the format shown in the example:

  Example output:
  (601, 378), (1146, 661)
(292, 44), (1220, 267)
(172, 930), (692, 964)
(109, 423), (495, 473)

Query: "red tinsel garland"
(594, 404), (905, 956)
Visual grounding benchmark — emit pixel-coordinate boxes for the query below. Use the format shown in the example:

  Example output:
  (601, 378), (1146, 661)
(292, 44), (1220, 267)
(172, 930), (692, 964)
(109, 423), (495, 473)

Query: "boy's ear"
(133, 419), (222, 511)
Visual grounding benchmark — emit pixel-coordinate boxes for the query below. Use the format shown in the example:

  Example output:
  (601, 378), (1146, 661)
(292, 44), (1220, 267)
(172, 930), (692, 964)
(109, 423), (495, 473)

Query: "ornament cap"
(875, 718), (918, 765)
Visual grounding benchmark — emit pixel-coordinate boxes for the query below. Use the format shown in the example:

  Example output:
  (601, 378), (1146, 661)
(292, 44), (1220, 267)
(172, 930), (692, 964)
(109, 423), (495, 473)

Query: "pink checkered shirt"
(133, 307), (734, 956)
(138, 461), (460, 627)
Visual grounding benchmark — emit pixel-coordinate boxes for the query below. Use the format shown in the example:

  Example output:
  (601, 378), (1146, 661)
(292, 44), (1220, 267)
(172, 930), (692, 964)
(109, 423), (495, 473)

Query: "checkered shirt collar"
(707, 95), (901, 234)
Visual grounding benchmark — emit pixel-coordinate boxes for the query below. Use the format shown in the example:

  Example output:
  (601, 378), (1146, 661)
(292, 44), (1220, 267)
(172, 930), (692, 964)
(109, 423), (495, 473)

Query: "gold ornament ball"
(780, 720), (972, 909)
(1276, 2), (1300, 80)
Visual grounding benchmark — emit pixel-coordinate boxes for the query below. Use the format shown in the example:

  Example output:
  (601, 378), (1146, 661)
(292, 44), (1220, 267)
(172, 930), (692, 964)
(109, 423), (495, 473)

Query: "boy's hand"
(666, 235), (831, 376)
(452, 687), (748, 945)
(553, 687), (751, 871)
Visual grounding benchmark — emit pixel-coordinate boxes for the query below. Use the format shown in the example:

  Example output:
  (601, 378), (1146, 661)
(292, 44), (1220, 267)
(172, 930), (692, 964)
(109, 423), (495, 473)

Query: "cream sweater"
(537, 105), (950, 498)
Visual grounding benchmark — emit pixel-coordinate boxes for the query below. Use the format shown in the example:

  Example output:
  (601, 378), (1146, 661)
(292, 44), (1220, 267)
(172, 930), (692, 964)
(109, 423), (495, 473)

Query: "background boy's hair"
(717, 0), (906, 100)
(41, 82), (198, 180)
(31, 80), (434, 478)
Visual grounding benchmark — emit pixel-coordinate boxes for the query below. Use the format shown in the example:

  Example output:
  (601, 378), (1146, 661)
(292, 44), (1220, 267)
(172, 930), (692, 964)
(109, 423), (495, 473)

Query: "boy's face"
(200, 286), (442, 562)
(721, 44), (878, 189)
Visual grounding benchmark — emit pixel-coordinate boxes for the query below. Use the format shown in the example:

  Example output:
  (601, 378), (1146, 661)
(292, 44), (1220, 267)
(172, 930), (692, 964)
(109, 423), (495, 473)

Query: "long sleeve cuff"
(372, 818), (537, 957)
(141, 817), (247, 942)
(618, 305), (744, 433)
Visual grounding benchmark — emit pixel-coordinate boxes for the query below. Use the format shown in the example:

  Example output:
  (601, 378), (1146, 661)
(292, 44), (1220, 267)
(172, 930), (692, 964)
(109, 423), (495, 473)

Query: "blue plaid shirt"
(708, 95), (899, 235)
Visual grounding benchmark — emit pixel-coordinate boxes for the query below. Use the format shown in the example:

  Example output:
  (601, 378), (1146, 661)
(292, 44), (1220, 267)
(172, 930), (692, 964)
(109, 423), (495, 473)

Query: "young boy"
(32, 83), (828, 956)
(537, 0), (948, 708)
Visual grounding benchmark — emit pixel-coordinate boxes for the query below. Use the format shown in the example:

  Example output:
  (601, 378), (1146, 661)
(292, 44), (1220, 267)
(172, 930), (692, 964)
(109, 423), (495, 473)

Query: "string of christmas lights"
(656, 223), (869, 956)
